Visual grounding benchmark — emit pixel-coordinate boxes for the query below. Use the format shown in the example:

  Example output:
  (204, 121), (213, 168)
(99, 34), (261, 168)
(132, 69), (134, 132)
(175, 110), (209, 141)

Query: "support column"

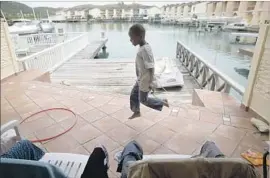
(243, 25), (270, 122)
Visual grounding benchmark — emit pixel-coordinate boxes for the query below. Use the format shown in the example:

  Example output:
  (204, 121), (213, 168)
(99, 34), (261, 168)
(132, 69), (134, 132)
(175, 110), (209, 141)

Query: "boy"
(128, 24), (169, 119)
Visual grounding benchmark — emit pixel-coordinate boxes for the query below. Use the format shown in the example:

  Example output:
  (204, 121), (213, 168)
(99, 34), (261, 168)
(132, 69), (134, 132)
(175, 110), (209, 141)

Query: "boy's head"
(129, 24), (145, 46)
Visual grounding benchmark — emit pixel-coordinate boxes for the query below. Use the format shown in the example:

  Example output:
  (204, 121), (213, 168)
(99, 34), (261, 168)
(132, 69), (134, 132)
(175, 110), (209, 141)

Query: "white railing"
(11, 32), (83, 49)
(176, 41), (245, 97)
(17, 33), (89, 72)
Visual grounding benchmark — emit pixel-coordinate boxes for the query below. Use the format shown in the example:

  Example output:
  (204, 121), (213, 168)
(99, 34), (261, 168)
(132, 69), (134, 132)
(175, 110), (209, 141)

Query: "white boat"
(224, 21), (249, 31)
(229, 32), (258, 45)
(40, 19), (55, 33)
(9, 19), (41, 35)
(153, 57), (184, 89)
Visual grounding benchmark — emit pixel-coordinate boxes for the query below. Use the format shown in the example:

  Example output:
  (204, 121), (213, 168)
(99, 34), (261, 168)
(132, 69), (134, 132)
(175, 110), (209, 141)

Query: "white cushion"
(251, 118), (269, 133)
(0, 129), (19, 155)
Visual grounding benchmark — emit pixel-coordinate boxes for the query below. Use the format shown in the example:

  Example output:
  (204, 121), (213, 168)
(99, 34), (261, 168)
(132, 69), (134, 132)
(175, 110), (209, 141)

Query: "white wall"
(194, 2), (208, 17)
(89, 8), (101, 18)
(147, 7), (161, 17)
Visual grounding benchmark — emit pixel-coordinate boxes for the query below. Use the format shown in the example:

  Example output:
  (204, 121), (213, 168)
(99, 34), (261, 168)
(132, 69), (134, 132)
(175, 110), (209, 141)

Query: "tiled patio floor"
(1, 81), (268, 177)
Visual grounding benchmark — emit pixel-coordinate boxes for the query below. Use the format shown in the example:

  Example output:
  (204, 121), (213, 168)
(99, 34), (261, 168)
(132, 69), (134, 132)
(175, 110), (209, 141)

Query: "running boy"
(128, 24), (169, 119)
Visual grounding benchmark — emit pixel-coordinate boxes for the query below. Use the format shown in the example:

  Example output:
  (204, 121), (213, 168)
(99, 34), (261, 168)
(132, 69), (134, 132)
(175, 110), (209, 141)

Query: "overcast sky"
(17, 0), (190, 8)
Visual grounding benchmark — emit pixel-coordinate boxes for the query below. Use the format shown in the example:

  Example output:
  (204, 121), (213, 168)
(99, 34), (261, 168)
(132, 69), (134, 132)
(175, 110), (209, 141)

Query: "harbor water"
(55, 22), (252, 88)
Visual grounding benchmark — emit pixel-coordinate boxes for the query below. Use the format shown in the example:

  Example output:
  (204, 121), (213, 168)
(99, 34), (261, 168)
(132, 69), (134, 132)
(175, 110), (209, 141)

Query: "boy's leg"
(139, 91), (165, 111)
(129, 83), (141, 119)
(81, 146), (109, 178)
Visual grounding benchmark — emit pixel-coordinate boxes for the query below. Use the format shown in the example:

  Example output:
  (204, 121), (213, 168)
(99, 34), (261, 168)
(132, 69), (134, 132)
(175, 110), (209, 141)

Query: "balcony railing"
(17, 33), (90, 72)
(11, 33), (83, 49)
(176, 41), (245, 97)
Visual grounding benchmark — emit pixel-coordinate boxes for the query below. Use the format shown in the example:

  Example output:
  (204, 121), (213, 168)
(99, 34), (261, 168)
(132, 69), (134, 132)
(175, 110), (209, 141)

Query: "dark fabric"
(130, 82), (163, 112)
(0, 158), (66, 178)
(1, 139), (45, 161)
(81, 147), (109, 178)
(117, 140), (143, 178)
(192, 141), (225, 158)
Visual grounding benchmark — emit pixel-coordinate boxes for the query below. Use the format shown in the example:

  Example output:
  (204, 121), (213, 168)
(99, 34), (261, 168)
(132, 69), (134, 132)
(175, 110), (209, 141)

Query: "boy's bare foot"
(128, 112), (141, 119)
(163, 99), (169, 108)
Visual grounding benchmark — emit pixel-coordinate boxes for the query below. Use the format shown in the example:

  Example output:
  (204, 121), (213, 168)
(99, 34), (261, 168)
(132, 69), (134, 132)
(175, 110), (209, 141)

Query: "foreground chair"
(0, 120), (191, 178)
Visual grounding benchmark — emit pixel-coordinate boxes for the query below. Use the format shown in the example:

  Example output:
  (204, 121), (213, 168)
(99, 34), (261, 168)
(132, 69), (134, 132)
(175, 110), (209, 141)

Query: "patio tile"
(33, 97), (57, 107)
(239, 131), (267, 152)
(230, 116), (257, 130)
(98, 104), (123, 115)
(58, 116), (80, 130)
(143, 124), (176, 144)
(80, 109), (107, 123)
(92, 116), (123, 132)
(40, 102), (66, 110)
(125, 117), (154, 132)
(106, 124), (138, 145)
(1, 108), (21, 124)
(199, 110), (223, 124)
(108, 98), (128, 107)
(152, 145), (176, 154)
(159, 116), (191, 133)
(15, 102), (40, 115)
(111, 108), (134, 123)
(35, 123), (65, 143)
(186, 109), (200, 120)
(43, 133), (80, 153)
(207, 133), (239, 157)
(84, 134), (120, 153)
(71, 146), (89, 155)
(46, 109), (75, 122)
(8, 94), (32, 107)
(1, 102), (14, 111)
(179, 129), (212, 144)
(69, 123), (102, 144)
(132, 134), (160, 154)
(164, 134), (201, 155)
(87, 96), (113, 107)
(69, 103), (94, 114)
(182, 120), (218, 134)
(204, 104), (225, 114)
(80, 93), (98, 103)
(231, 144), (252, 159)
(60, 98), (83, 108)
(143, 110), (167, 123)
(224, 105), (253, 118)
(19, 117), (55, 135)
(213, 125), (246, 142)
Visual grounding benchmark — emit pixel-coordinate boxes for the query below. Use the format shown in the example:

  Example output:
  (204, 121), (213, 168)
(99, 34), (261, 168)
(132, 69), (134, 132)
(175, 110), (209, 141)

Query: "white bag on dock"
(154, 57), (184, 89)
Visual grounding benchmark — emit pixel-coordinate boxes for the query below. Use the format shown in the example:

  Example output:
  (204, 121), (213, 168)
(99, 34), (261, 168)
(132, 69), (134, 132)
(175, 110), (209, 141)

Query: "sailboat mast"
(20, 10), (26, 24)
(47, 10), (50, 20)
(20, 10), (24, 19)
(32, 8), (36, 20)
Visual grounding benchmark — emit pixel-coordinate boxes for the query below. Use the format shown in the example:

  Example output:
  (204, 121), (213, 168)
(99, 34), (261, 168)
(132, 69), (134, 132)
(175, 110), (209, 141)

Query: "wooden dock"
(51, 42), (199, 105)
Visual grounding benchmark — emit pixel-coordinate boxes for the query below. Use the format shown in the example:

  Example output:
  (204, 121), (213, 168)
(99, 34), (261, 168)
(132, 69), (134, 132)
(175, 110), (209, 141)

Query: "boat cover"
(153, 57), (184, 89)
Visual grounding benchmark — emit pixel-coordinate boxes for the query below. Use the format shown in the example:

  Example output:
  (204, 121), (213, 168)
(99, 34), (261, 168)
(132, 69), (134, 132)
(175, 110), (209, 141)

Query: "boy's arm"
(149, 68), (155, 84)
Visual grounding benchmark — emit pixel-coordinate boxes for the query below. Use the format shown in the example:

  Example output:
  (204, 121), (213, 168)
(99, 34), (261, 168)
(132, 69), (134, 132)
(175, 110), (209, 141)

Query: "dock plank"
(51, 41), (199, 105)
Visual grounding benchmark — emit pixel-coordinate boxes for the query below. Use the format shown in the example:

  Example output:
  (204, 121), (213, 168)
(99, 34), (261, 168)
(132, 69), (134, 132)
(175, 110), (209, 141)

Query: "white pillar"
(243, 25), (270, 122)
